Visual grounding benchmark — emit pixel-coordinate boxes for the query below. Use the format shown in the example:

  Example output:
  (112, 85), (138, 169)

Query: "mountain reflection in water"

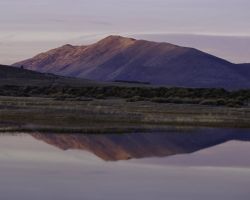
(31, 128), (250, 161)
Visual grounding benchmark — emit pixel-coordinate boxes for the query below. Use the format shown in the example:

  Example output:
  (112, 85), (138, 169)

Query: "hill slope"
(14, 36), (250, 89)
(0, 64), (99, 87)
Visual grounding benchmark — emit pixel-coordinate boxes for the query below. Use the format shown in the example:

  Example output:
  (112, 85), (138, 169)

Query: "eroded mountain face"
(14, 36), (250, 90)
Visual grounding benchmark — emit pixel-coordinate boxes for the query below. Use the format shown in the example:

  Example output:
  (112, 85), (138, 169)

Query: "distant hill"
(14, 35), (250, 89)
(0, 64), (98, 87)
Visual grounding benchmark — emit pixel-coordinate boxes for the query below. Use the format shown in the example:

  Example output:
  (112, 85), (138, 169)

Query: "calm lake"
(0, 127), (250, 200)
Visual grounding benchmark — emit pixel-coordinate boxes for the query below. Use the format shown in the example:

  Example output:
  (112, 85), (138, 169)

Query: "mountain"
(31, 129), (250, 161)
(0, 64), (98, 87)
(14, 35), (250, 89)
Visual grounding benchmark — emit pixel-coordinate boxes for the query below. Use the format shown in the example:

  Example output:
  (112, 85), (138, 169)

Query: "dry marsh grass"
(0, 96), (250, 133)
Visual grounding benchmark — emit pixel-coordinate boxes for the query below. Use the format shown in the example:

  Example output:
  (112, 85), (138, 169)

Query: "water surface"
(0, 128), (250, 200)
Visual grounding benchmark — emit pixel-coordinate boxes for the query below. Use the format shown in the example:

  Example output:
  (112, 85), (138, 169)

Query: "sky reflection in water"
(0, 128), (249, 200)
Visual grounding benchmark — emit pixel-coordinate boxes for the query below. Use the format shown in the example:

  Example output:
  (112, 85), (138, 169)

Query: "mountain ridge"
(13, 35), (250, 89)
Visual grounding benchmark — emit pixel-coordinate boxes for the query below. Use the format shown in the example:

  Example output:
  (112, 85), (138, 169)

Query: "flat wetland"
(1, 96), (250, 133)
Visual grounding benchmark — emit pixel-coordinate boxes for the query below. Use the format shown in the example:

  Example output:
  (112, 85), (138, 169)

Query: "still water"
(0, 128), (250, 200)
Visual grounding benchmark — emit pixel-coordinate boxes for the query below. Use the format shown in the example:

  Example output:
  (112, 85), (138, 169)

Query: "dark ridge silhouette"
(0, 64), (100, 87)
(114, 80), (151, 85)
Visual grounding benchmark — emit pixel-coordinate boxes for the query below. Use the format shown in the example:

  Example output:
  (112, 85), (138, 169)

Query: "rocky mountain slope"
(14, 36), (250, 89)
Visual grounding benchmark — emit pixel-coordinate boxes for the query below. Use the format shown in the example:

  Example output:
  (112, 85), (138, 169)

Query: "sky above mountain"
(0, 0), (250, 64)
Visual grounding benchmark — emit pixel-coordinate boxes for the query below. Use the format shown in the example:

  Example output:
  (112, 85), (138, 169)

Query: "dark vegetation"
(0, 85), (249, 107)
(1, 64), (249, 108)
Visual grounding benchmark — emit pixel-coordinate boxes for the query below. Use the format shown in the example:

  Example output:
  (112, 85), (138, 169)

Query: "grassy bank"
(1, 96), (250, 133)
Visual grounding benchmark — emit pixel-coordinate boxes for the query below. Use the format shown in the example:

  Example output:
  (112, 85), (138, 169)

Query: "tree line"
(0, 85), (250, 107)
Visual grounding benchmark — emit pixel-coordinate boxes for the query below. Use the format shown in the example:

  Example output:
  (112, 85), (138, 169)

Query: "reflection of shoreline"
(31, 128), (250, 161)
(1, 122), (250, 134)
(0, 124), (199, 135)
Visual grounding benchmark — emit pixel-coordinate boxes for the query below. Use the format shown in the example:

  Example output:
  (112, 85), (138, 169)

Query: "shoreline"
(1, 96), (250, 133)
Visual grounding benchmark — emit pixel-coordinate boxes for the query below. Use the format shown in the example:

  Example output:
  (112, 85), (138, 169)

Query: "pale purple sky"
(0, 0), (250, 64)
